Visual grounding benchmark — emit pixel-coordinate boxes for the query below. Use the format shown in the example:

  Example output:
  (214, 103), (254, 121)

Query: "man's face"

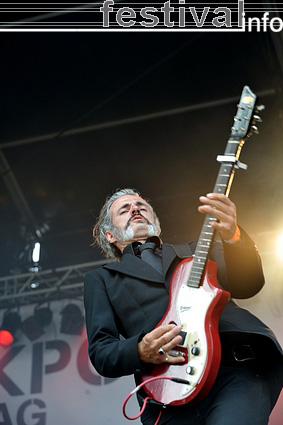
(106, 195), (160, 249)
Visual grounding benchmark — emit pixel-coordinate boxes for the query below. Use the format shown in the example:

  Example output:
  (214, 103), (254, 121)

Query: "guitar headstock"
(231, 85), (264, 140)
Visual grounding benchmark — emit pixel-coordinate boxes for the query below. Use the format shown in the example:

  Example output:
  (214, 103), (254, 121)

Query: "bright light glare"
(32, 242), (41, 263)
(276, 233), (283, 260)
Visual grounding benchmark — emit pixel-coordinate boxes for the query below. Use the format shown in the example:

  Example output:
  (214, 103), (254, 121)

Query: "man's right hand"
(138, 324), (186, 364)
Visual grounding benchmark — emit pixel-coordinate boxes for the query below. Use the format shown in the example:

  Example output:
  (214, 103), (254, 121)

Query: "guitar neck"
(188, 142), (243, 289)
(187, 83), (260, 290)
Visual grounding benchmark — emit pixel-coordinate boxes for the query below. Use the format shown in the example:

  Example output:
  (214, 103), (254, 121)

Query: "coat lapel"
(103, 242), (194, 285)
(103, 253), (165, 283)
(161, 244), (179, 277)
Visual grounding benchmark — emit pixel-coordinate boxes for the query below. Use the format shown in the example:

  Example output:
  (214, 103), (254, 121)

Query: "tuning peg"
(251, 125), (259, 134)
(237, 104), (245, 110)
(253, 114), (262, 122)
(234, 116), (241, 121)
(256, 104), (265, 112)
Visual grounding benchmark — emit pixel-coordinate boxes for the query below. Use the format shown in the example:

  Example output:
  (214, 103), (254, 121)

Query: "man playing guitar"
(84, 188), (283, 425)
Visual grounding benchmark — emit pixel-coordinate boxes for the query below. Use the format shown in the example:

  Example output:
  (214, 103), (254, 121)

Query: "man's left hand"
(198, 193), (237, 241)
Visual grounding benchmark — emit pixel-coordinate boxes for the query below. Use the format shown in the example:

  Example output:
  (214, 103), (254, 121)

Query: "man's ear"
(106, 231), (117, 244)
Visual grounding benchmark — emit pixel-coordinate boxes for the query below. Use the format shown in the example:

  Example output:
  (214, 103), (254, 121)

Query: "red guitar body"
(141, 258), (230, 406)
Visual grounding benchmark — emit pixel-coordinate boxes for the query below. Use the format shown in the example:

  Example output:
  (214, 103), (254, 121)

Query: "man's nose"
(131, 204), (140, 215)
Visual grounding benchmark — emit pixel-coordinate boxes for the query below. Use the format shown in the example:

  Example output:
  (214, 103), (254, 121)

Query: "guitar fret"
(191, 272), (203, 277)
(189, 281), (200, 287)
(189, 273), (201, 279)
(192, 268), (204, 274)
(193, 264), (205, 268)
(190, 273), (201, 278)
(189, 276), (201, 281)
(192, 267), (203, 274)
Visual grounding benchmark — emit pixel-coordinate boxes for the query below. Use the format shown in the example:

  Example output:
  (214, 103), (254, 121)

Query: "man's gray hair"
(92, 188), (160, 260)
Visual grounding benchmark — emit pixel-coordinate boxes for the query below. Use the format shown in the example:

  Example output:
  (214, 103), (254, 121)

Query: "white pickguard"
(176, 284), (215, 396)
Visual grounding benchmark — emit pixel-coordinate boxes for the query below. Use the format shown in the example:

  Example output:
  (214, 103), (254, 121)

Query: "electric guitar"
(141, 86), (264, 406)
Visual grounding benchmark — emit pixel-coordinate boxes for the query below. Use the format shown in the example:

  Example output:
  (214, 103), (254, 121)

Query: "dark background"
(0, 30), (283, 277)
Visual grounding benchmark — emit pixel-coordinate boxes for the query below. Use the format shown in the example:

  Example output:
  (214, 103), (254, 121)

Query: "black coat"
(84, 228), (282, 380)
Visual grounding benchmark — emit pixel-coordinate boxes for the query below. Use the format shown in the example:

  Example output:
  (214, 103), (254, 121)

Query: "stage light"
(21, 315), (43, 341)
(32, 242), (41, 263)
(0, 331), (14, 346)
(18, 235), (43, 273)
(60, 304), (84, 335)
(21, 306), (53, 341)
(0, 311), (21, 346)
(28, 240), (42, 273)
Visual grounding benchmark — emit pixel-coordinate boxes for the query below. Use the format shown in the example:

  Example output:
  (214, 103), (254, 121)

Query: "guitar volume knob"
(186, 366), (196, 375)
(191, 347), (200, 356)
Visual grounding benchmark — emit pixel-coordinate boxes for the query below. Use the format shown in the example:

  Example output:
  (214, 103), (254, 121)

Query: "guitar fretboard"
(187, 140), (243, 288)
(185, 85), (260, 288)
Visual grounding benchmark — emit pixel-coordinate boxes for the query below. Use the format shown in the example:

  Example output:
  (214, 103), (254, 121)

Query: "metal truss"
(0, 230), (278, 311)
(0, 259), (110, 310)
